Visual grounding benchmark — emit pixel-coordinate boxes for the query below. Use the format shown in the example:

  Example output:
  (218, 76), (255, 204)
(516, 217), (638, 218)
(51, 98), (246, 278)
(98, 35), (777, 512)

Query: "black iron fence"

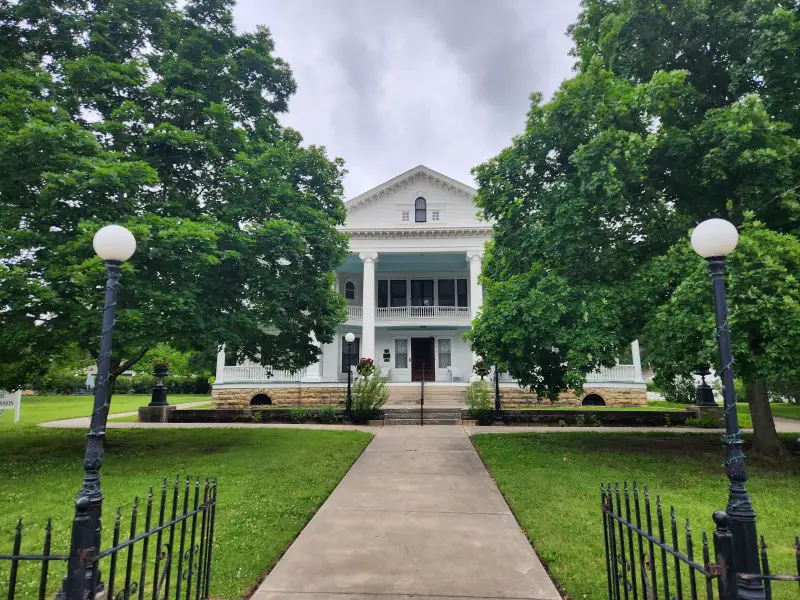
(2, 476), (216, 600)
(602, 482), (800, 600)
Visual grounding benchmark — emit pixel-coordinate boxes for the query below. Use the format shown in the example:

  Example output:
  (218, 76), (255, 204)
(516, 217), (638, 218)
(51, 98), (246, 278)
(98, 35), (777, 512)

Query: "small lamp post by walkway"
(691, 218), (764, 599)
(62, 225), (136, 599)
(493, 367), (503, 424)
(345, 332), (355, 418)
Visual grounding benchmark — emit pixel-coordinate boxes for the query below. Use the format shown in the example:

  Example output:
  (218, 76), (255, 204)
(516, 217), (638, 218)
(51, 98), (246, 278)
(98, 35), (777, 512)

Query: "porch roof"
(337, 252), (469, 273)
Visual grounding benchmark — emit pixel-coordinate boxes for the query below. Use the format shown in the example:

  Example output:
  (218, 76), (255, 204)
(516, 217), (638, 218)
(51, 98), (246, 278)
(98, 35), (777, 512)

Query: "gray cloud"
(233, 0), (581, 197)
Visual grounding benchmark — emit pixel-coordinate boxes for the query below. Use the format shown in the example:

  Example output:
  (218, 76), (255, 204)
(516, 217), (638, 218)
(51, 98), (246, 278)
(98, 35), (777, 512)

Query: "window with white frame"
(395, 339), (408, 369)
(401, 211), (409, 222)
(437, 338), (451, 368)
(344, 280), (356, 300)
(431, 210), (440, 221)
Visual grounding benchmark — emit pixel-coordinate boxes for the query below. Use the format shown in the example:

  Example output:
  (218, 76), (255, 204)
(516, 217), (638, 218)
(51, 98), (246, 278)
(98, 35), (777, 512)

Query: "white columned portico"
(466, 251), (483, 320)
(360, 251), (378, 360)
(215, 345), (226, 384)
(631, 339), (643, 382)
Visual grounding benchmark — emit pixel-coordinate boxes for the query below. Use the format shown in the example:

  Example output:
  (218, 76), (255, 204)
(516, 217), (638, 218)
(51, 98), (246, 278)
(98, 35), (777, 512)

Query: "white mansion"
(212, 166), (646, 408)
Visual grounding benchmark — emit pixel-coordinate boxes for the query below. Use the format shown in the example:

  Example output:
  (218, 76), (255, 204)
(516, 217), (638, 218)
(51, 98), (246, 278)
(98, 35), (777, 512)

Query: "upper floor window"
(344, 281), (356, 300)
(401, 211), (409, 222)
(431, 210), (440, 221)
(415, 197), (427, 222)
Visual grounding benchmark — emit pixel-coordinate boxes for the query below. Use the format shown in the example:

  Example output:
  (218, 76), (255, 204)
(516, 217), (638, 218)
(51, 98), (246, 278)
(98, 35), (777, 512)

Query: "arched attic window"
(344, 281), (356, 300)
(415, 197), (427, 222)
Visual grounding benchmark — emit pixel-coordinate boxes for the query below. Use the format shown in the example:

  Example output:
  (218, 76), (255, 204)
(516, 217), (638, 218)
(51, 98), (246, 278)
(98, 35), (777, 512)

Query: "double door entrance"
(410, 337), (435, 382)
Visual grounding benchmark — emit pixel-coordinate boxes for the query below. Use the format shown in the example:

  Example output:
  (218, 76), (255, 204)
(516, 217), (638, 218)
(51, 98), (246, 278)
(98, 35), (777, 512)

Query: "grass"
(472, 432), (800, 600)
(0, 426), (371, 600)
(515, 405), (689, 412)
(0, 394), (210, 426)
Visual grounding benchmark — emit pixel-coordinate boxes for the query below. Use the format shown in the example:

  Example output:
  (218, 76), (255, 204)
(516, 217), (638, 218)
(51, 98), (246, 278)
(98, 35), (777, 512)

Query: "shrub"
(575, 413), (586, 427)
(686, 415), (723, 428)
(466, 381), (493, 424)
(290, 406), (309, 423)
(661, 375), (696, 404)
(317, 405), (338, 424)
(645, 380), (659, 393)
(351, 371), (389, 423)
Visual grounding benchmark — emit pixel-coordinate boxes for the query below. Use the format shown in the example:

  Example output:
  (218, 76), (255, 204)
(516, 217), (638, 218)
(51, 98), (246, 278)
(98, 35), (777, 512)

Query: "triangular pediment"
(343, 165), (483, 230)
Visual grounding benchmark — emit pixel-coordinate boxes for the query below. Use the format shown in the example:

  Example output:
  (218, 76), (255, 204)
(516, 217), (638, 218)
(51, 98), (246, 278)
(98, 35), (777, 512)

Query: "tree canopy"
(469, 0), (800, 453)
(0, 0), (349, 390)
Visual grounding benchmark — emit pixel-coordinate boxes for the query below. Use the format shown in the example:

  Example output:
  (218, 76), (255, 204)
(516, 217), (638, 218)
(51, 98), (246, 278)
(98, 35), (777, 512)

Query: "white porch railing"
(347, 305), (363, 319)
(497, 364), (639, 384)
(375, 306), (471, 320)
(222, 365), (307, 382)
(587, 365), (637, 382)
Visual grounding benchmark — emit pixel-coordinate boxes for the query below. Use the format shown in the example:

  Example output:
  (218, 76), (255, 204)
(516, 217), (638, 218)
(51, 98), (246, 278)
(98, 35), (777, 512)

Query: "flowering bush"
(356, 357), (376, 377)
(473, 358), (488, 379)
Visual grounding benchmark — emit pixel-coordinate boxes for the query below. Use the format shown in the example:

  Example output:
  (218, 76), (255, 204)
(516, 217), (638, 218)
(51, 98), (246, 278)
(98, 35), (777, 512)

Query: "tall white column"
(631, 339), (643, 382)
(466, 251), (483, 320)
(302, 333), (323, 382)
(360, 251), (378, 360)
(466, 251), (484, 381)
(215, 344), (226, 385)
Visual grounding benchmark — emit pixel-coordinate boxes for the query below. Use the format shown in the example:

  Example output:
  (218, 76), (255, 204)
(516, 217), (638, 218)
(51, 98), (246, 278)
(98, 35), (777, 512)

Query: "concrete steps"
(387, 385), (467, 406)
(383, 407), (463, 426)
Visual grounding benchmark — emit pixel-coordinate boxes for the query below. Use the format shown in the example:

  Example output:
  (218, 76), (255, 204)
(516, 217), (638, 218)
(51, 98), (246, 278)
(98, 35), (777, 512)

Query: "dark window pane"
(341, 337), (360, 372)
(411, 280), (434, 306)
(457, 278), (468, 307)
(390, 280), (407, 307)
(438, 279), (455, 306)
(344, 281), (356, 300)
(377, 280), (388, 308)
(415, 197), (427, 222)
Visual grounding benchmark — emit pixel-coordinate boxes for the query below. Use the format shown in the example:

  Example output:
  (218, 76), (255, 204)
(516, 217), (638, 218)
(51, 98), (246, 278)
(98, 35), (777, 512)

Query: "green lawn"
(473, 432), (800, 600)
(0, 426), (372, 599)
(0, 394), (210, 426)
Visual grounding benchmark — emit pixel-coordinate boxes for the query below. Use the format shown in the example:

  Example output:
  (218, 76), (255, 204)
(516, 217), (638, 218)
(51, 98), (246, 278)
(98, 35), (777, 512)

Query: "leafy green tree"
(0, 0), (348, 395)
(470, 0), (800, 453)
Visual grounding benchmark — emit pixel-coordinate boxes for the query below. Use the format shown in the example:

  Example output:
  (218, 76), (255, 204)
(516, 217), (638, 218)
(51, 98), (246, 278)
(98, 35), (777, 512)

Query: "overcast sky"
(233, 0), (582, 198)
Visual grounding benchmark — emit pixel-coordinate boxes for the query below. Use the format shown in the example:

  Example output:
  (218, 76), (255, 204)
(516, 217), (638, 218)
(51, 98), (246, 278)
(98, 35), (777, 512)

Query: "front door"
(411, 337), (435, 382)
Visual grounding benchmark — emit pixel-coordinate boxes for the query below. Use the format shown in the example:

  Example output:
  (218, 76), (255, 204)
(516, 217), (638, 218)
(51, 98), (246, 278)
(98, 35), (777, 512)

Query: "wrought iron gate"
(602, 482), (800, 600)
(2, 476), (216, 600)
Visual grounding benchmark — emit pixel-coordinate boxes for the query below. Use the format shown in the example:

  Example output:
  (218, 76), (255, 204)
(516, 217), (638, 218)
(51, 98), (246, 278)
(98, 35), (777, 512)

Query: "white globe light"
(690, 219), (739, 258)
(344, 332), (355, 343)
(93, 225), (137, 262)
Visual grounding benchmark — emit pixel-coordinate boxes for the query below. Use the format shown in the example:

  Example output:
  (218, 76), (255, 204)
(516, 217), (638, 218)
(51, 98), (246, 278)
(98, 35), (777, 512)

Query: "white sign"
(0, 390), (21, 424)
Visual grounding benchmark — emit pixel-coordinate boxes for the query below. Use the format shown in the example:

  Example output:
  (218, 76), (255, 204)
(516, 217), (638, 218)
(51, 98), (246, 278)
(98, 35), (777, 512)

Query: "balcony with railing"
(346, 304), (470, 323)
(376, 305), (470, 320)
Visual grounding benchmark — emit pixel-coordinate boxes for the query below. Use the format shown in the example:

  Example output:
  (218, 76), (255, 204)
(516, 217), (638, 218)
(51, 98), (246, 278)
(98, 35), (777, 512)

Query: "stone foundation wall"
(212, 386), (346, 408)
(501, 386), (647, 408)
(213, 384), (647, 408)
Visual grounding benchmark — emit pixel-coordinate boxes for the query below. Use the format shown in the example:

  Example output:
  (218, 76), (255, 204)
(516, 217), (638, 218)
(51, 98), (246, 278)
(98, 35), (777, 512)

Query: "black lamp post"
(345, 332), (355, 418)
(493, 366), (503, 424)
(691, 218), (764, 599)
(61, 225), (136, 599)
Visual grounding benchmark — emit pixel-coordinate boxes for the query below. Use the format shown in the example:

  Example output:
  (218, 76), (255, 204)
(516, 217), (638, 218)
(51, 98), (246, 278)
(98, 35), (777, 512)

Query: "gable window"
(344, 281), (356, 300)
(432, 210), (440, 221)
(415, 197), (427, 222)
(401, 211), (409, 222)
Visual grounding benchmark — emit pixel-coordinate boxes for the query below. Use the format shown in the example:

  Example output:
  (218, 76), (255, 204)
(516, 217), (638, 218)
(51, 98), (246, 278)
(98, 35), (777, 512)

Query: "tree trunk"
(745, 379), (781, 456)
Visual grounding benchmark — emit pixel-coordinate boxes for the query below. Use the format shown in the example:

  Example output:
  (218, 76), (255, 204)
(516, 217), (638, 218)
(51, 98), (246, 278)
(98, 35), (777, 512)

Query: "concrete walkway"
(253, 425), (561, 600)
